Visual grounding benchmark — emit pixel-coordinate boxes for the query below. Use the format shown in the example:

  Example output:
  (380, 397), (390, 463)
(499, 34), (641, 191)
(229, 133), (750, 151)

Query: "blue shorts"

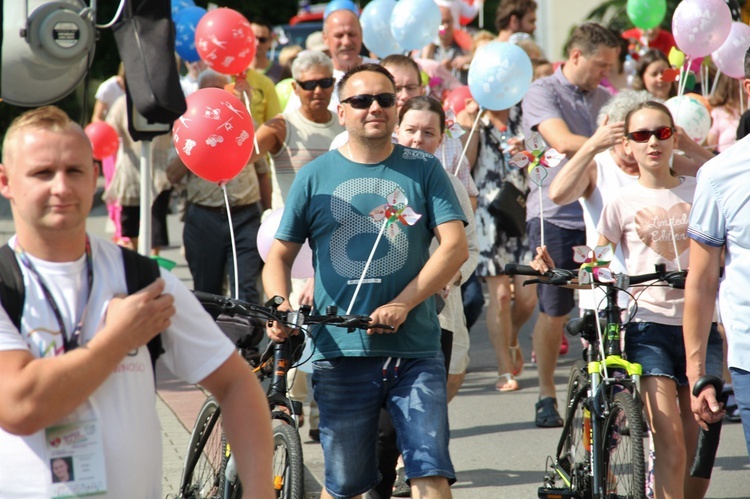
(526, 218), (585, 317)
(312, 354), (455, 498)
(728, 367), (750, 459)
(625, 322), (723, 386)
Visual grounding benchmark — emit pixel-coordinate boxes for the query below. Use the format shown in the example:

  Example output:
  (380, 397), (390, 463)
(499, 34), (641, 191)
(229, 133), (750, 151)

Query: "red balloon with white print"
(195, 8), (256, 76)
(172, 87), (255, 184)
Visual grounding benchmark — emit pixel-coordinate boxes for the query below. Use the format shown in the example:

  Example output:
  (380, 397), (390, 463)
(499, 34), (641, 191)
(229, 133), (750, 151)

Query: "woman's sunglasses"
(626, 126), (674, 143)
(341, 93), (397, 109)
(295, 77), (335, 91)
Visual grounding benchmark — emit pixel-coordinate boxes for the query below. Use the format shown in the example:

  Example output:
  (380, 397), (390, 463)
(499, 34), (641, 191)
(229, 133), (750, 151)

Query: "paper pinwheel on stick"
(508, 131), (564, 247)
(347, 189), (422, 314)
(572, 244), (615, 285)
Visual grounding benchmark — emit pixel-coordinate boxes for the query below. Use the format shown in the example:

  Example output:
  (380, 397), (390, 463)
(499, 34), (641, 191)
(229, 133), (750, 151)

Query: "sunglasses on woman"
(626, 126), (674, 143)
(341, 93), (397, 109)
(295, 77), (335, 91)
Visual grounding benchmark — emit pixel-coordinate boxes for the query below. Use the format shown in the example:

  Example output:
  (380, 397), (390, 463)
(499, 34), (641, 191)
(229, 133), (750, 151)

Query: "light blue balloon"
(361, 0), (403, 58)
(468, 42), (533, 111)
(171, 0), (195, 18)
(174, 6), (206, 63)
(390, 0), (441, 51)
(324, 0), (360, 18)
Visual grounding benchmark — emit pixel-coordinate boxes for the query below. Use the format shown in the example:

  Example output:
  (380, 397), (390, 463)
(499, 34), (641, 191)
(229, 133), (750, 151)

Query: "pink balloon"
(712, 21), (750, 79)
(84, 122), (119, 160)
(672, 0), (732, 58)
(257, 208), (314, 279)
(443, 85), (473, 114)
(195, 8), (256, 75)
(172, 87), (255, 183)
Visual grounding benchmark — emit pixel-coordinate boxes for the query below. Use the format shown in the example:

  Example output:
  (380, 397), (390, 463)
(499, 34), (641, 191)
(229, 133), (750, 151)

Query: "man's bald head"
(323, 9), (363, 71)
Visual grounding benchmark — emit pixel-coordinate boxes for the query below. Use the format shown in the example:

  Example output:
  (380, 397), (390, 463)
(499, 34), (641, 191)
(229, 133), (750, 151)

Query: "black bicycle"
(178, 293), (392, 499)
(505, 263), (686, 499)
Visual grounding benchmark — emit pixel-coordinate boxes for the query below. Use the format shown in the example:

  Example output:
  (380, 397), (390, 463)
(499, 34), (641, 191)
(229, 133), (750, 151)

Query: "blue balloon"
(174, 6), (206, 63)
(361, 0), (403, 58)
(468, 42), (533, 111)
(390, 0), (441, 52)
(324, 0), (360, 18)
(171, 0), (195, 18)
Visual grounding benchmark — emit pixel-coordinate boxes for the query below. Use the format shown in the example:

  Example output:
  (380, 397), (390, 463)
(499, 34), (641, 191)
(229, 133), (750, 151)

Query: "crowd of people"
(2, 0), (750, 497)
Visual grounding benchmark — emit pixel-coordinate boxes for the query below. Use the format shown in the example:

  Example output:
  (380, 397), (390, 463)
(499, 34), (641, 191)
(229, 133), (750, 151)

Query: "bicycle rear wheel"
(561, 360), (591, 496)
(272, 422), (304, 499)
(180, 396), (226, 499)
(601, 391), (646, 499)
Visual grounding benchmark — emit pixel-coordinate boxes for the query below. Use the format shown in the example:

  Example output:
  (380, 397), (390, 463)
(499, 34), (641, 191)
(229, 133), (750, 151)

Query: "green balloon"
(275, 78), (295, 111)
(627, 0), (667, 30)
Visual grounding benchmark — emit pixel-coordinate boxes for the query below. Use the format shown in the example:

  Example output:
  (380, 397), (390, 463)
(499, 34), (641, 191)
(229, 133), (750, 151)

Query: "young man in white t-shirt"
(0, 106), (275, 498)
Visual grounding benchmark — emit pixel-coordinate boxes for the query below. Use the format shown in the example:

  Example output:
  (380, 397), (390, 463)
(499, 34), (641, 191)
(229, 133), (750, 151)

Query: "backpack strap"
(0, 244), (25, 331)
(120, 247), (164, 369)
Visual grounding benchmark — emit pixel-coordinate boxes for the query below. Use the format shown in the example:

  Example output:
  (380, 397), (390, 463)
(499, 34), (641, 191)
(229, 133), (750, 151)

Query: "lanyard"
(15, 238), (94, 352)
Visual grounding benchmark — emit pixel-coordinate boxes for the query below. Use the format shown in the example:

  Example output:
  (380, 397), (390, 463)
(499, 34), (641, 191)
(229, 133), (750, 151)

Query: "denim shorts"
(312, 354), (455, 498)
(526, 218), (585, 317)
(625, 322), (723, 386)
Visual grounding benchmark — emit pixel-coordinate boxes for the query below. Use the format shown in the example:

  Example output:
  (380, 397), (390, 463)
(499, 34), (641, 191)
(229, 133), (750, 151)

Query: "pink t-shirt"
(708, 106), (740, 153)
(597, 177), (696, 325)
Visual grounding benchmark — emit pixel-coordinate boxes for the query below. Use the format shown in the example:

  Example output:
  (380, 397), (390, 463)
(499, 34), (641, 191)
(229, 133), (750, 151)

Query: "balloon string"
(710, 69), (722, 97)
(478, 0), (484, 28)
(538, 185), (544, 248)
(241, 86), (261, 154)
(346, 219), (387, 315)
(221, 183), (240, 300)
(454, 107), (483, 176)
(678, 56), (691, 97)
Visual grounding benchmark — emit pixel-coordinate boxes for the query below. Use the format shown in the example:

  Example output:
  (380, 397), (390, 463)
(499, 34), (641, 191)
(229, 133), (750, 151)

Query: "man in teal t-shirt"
(263, 64), (467, 499)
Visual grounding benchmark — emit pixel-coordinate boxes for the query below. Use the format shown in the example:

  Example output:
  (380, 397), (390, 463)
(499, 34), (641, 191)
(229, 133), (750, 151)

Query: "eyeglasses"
(341, 93), (397, 109)
(256, 36), (269, 44)
(295, 77), (335, 91)
(395, 84), (421, 94)
(626, 126), (674, 143)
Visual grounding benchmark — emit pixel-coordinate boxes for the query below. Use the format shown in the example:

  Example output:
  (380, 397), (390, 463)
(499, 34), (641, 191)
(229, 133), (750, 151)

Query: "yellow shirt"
(242, 69), (281, 125)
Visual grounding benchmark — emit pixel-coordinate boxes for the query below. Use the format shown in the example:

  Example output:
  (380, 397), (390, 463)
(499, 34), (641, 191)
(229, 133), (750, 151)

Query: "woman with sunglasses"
(597, 101), (722, 499)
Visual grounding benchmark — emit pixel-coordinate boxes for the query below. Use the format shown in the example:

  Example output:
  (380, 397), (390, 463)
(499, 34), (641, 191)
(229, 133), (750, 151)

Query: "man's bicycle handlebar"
(193, 291), (395, 332)
(504, 263), (687, 289)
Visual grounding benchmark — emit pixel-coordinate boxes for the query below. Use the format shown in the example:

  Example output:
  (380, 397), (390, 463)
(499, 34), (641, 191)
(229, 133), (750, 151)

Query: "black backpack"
(0, 244), (164, 369)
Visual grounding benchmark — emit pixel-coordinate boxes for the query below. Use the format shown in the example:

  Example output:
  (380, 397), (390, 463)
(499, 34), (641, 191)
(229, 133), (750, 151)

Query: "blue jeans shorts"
(625, 322), (723, 386)
(728, 367), (750, 459)
(526, 218), (585, 317)
(312, 354), (455, 498)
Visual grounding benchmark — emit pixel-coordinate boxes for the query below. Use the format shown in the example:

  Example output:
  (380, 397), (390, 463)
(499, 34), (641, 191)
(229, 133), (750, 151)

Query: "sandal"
(535, 397), (563, 428)
(509, 343), (524, 376)
(392, 467), (411, 497)
(496, 373), (519, 392)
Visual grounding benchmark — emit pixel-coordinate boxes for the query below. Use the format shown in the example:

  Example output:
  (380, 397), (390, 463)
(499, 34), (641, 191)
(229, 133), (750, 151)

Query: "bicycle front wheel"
(272, 422), (304, 499)
(180, 396), (226, 499)
(561, 360), (591, 495)
(601, 391), (646, 499)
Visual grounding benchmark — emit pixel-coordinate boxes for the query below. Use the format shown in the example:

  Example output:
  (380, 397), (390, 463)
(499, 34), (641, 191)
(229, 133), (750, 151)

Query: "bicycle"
(504, 262), (687, 499)
(177, 293), (391, 499)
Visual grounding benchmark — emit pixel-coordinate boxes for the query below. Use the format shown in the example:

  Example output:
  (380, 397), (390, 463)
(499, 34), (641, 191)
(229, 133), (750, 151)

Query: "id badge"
(45, 400), (107, 497)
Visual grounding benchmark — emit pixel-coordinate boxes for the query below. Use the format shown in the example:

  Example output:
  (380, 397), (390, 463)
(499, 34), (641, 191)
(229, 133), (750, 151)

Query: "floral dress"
(473, 109), (533, 276)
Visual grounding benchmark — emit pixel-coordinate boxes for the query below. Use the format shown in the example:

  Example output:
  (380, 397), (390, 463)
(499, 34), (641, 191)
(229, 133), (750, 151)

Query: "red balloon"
(195, 8), (255, 75)
(443, 85), (473, 115)
(453, 29), (472, 51)
(172, 88), (255, 184)
(84, 122), (119, 160)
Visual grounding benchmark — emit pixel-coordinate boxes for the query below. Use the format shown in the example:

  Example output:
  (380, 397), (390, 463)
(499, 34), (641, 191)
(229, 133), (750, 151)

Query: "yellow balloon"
(275, 78), (295, 110)
(668, 47), (685, 68)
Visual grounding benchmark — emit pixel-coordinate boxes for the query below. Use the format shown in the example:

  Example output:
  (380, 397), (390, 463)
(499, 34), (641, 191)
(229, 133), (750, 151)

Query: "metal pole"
(138, 140), (153, 256)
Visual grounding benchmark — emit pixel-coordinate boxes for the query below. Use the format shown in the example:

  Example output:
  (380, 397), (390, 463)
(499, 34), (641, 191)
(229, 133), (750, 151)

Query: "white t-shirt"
(95, 76), (125, 112)
(688, 135), (750, 371)
(578, 150), (638, 312)
(598, 177), (695, 326)
(0, 235), (235, 498)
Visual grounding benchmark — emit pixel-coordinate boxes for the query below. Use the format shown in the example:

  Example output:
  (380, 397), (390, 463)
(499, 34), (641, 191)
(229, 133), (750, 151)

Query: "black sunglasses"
(295, 77), (335, 91)
(626, 126), (674, 143)
(341, 93), (397, 109)
(256, 36), (269, 43)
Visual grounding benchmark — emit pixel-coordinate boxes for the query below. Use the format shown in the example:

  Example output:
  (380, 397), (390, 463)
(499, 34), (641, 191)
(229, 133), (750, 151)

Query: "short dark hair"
(565, 22), (621, 58)
(381, 55), (422, 84)
(745, 46), (750, 79)
(337, 63), (396, 100)
(623, 100), (675, 134)
(495, 0), (537, 32)
(249, 17), (273, 32)
(398, 96), (446, 134)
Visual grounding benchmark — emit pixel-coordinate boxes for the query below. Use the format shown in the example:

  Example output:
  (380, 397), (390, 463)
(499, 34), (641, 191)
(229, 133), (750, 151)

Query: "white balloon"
(664, 95), (711, 144)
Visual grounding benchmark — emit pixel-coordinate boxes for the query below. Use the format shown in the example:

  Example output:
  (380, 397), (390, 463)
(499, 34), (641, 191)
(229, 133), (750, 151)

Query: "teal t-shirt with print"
(276, 144), (466, 360)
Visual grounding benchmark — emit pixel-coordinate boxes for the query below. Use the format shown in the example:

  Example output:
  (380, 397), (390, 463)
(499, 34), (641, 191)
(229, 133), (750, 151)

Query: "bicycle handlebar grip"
(690, 374), (725, 479)
(504, 263), (541, 276)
